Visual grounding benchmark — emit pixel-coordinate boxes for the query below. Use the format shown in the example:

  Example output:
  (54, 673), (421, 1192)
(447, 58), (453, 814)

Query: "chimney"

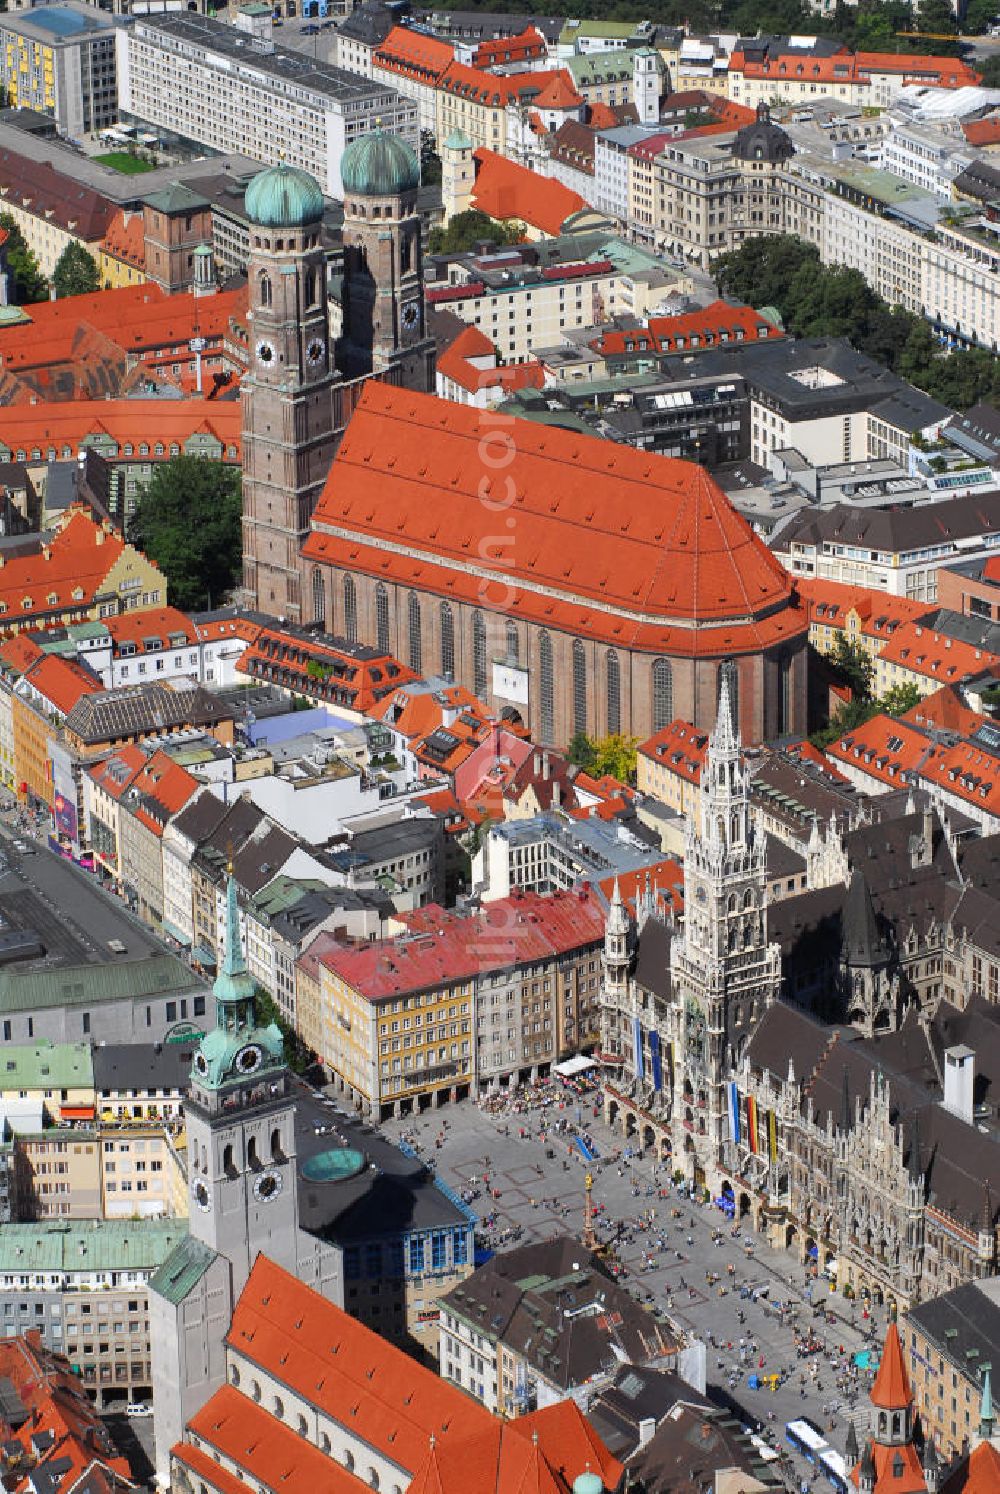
(943, 1045), (974, 1125)
(638, 1417), (656, 1448)
(542, 752), (550, 781)
(533, 752), (541, 776)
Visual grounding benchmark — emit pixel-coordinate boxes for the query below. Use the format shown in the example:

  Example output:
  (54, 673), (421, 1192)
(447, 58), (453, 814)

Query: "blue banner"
(728, 1082), (741, 1144)
(649, 1030), (662, 1092)
(633, 1017), (644, 1080)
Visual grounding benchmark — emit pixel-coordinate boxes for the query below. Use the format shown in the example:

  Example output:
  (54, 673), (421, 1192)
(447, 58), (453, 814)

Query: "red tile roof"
(437, 323), (545, 394)
(22, 653), (102, 718)
(638, 718), (710, 784)
(730, 47), (980, 89)
(533, 70), (583, 110)
(879, 622), (1000, 685)
(827, 714), (930, 790)
(0, 508), (155, 633)
(305, 383), (807, 660)
(0, 399), (241, 464)
(903, 683), (985, 738)
(940, 1439), (1000, 1494)
(104, 606), (198, 654)
(473, 28), (546, 67)
(239, 624), (417, 713)
(0, 1333), (135, 1494)
(799, 578), (929, 643)
(101, 209), (146, 271)
(851, 1440), (926, 1494)
(124, 748), (199, 833)
(324, 885), (606, 1000)
(227, 1258), (494, 1471)
(471, 148), (587, 235)
(86, 745), (148, 802)
(591, 300), (783, 358)
(871, 1322), (913, 1409)
(440, 60), (560, 106)
(962, 116), (1000, 147)
(374, 24), (454, 82)
(183, 1386), (366, 1494)
(0, 148), (116, 242)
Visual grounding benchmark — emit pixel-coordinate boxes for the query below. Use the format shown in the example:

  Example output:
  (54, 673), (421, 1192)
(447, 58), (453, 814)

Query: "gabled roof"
(0, 508), (136, 630)
(0, 399), (241, 464)
(21, 653), (102, 718)
(471, 147), (587, 235)
(181, 1386), (366, 1494)
(638, 718), (709, 784)
(592, 299), (782, 359)
(305, 383), (806, 659)
(104, 605), (199, 653)
(533, 70), (583, 110)
(373, 24), (455, 82)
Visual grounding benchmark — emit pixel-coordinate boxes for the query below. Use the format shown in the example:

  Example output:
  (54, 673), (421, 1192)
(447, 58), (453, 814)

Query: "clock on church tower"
(184, 871), (299, 1300)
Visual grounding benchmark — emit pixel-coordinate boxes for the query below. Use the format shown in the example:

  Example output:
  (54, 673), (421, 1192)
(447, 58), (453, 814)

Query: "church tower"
(669, 676), (780, 1180)
(338, 130), (435, 392)
(241, 160), (341, 622)
(185, 871), (299, 1295)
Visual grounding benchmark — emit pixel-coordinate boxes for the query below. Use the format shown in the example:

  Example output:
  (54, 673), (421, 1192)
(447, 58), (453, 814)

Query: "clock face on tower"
(401, 300), (420, 331)
(253, 1168), (284, 1204)
(192, 1178), (212, 1213)
(306, 336), (326, 368)
(235, 1043), (264, 1076)
(256, 338), (275, 365)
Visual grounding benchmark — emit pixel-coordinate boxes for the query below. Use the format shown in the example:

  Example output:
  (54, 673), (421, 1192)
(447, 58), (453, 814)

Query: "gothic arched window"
(311, 568), (325, 627)
(258, 270), (272, 308)
(539, 631), (554, 744)
(473, 610), (487, 700)
(440, 601), (455, 678)
(652, 658), (673, 732)
(304, 267), (318, 307)
(572, 639), (587, 737)
(606, 650), (620, 736)
(505, 619), (519, 664)
(343, 575), (357, 643)
(408, 591), (422, 673)
(376, 583), (389, 654)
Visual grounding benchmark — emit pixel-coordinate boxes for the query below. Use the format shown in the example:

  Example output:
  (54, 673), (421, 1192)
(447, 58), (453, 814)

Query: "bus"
(786, 1419), (830, 1464)
(819, 1448), (850, 1493)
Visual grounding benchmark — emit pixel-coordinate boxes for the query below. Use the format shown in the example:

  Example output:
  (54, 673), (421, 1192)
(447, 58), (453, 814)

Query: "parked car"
(126, 1402), (153, 1418)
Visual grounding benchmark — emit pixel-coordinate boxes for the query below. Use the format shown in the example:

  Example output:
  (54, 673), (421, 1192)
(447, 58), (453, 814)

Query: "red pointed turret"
(871, 1322), (914, 1411)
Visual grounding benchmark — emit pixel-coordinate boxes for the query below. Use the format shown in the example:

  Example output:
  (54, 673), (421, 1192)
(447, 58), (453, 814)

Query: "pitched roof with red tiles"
(0, 400), (241, 465)
(0, 284), (248, 374)
(798, 578), (929, 643)
(305, 383), (808, 660)
(20, 653), (102, 718)
(104, 606), (199, 653)
(586, 100), (619, 129)
(0, 507), (153, 632)
(325, 885), (607, 999)
(0, 633), (44, 679)
(407, 1399), (622, 1494)
(86, 745), (148, 801)
(473, 27), (546, 67)
(123, 748), (199, 836)
(597, 860), (683, 917)
(471, 147), (587, 235)
(437, 323), (546, 394)
(591, 299), (783, 359)
(851, 1440), (926, 1494)
(373, 24), (455, 82)
(533, 70), (583, 110)
(827, 713), (931, 791)
(939, 1439), (1000, 1494)
(879, 622), (1000, 685)
(0, 148), (116, 241)
(638, 718), (710, 784)
(730, 47), (980, 88)
(961, 116), (1000, 147)
(903, 683), (985, 738)
(238, 624), (417, 713)
(0, 1333), (135, 1494)
(101, 208), (147, 271)
(440, 60), (562, 106)
(871, 1322), (913, 1409)
(921, 738), (1000, 820)
(227, 1257), (494, 1470)
(181, 1386), (367, 1494)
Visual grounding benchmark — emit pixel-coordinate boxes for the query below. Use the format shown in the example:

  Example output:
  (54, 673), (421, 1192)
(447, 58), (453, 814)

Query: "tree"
(0, 212), (47, 304)
(52, 241), (100, 299)
(127, 456), (242, 612)
(589, 733), (640, 782)
(428, 209), (526, 255)
(420, 129), (442, 187)
(881, 682), (922, 716)
(255, 986), (313, 1075)
(829, 635), (875, 702)
(568, 732), (597, 771)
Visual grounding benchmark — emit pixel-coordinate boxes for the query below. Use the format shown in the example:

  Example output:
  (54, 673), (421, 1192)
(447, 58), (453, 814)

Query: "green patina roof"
(443, 128), (473, 151)
(300, 1146), (366, 1183)
(244, 160), (324, 228)
(148, 1234), (219, 1305)
(566, 52), (634, 85)
(0, 1219), (186, 1274)
(0, 1041), (93, 1091)
(143, 181), (209, 215)
(252, 875), (329, 919)
(341, 129), (419, 198)
(191, 873), (284, 1091)
(0, 953), (201, 1015)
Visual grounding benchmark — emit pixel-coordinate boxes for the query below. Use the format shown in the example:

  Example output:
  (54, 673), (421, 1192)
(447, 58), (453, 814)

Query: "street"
(381, 1088), (890, 1488)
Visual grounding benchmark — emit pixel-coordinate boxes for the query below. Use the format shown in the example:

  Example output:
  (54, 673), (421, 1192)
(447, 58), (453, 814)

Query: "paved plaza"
(380, 1088), (892, 1488)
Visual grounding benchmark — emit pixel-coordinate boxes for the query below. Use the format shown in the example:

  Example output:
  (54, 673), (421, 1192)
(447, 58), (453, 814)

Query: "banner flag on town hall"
(728, 1082), (741, 1144)
(768, 1107), (778, 1162)
(747, 1096), (759, 1155)
(633, 1017), (644, 1081)
(649, 1029), (662, 1092)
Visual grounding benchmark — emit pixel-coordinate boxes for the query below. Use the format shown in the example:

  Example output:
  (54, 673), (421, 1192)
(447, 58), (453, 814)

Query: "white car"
(125, 1402), (153, 1418)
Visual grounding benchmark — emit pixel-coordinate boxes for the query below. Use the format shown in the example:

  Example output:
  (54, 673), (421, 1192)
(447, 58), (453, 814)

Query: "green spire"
(212, 871), (256, 1031)
(981, 1367), (994, 1439)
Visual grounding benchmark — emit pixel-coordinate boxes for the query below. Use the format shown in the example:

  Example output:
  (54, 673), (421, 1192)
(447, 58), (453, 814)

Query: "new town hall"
(600, 680), (1000, 1315)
